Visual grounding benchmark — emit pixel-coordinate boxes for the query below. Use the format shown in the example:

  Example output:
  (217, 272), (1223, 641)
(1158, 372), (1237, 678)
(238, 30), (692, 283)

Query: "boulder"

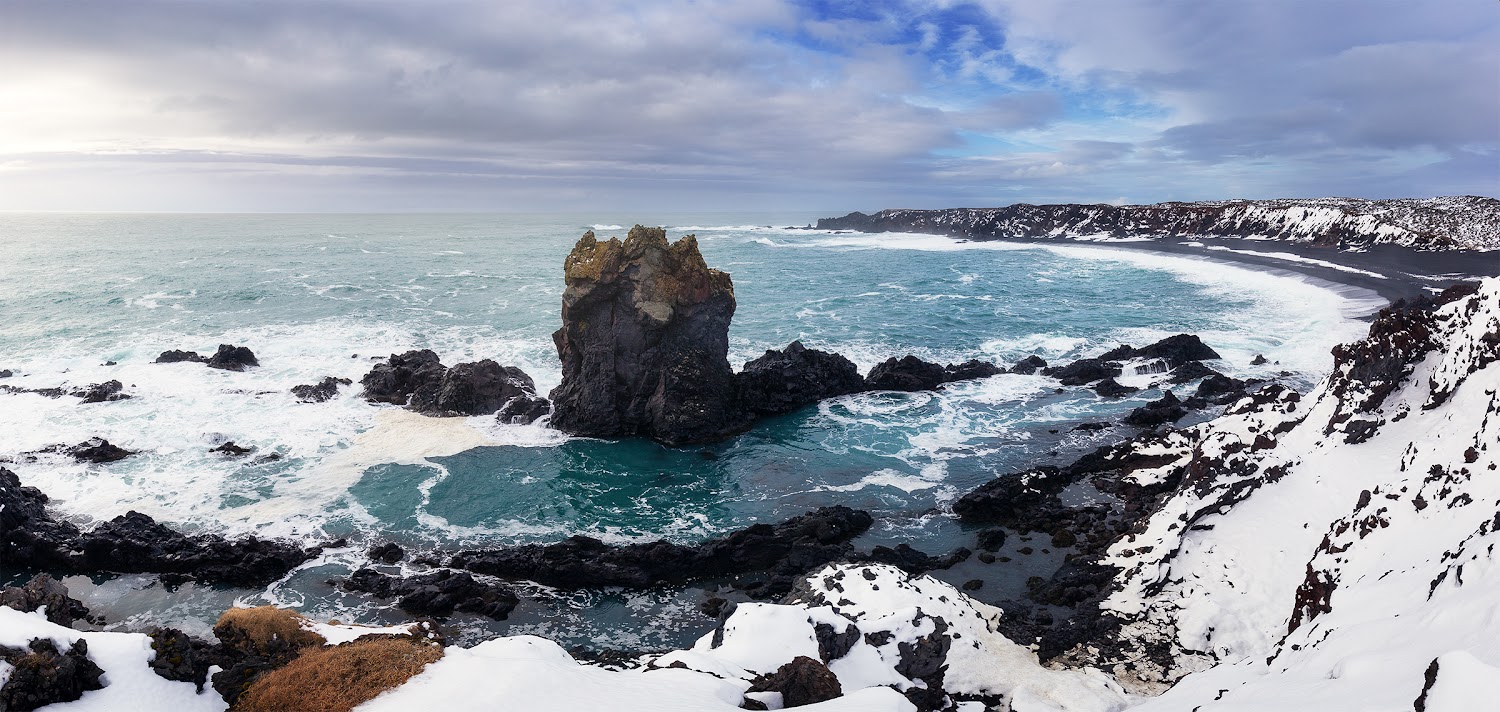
(943, 359), (1002, 382)
(290, 376), (352, 403)
(548, 227), (748, 445)
(1042, 358), (1121, 386)
(1131, 334), (1221, 367)
(206, 344), (259, 371)
(1123, 391), (1189, 427)
(1197, 374), (1248, 399)
(496, 393), (551, 425)
(65, 438), (133, 464)
(361, 349), (446, 406)
(1092, 377), (1138, 398)
(410, 359), (536, 417)
(147, 628), (213, 693)
(341, 568), (518, 620)
(736, 341), (865, 416)
(1009, 355), (1048, 375)
(155, 349), (206, 364)
(367, 542), (405, 563)
(0, 638), (105, 710)
(0, 574), (92, 627)
(745, 656), (843, 708)
(75, 380), (129, 403)
(865, 355), (946, 392)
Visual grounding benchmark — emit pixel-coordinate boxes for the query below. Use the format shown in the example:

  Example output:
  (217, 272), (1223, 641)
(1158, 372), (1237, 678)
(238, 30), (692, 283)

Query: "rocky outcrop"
(1042, 358), (1120, 386)
(745, 656), (843, 708)
(0, 638), (105, 710)
(290, 376), (351, 403)
(1122, 390), (1189, 427)
(0, 466), (315, 587)
(206, 344), (259, 371)
(0, 574), (93, 627)
(816, 196), (1500, 251)
(864, 355), (1002, 392)
(361, 351), (539, 417)
(0, 380), (131, 403)
(341, 568), (519, 620)
(449, 506), (873, 597)
(1009, 355), (1048, 374)
(155, 349), (207, 364)
(736, 341), (865, 416)
(548, 227), (747, 445)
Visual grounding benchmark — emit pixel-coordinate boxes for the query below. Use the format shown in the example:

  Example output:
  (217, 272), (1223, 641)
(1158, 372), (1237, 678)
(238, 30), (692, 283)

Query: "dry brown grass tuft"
(233, 637), (444, 712)
(215, 606), (327, 654)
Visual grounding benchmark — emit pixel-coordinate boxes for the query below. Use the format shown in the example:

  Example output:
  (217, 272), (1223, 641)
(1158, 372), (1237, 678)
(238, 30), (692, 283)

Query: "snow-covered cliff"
(817, 197), (1500, 251)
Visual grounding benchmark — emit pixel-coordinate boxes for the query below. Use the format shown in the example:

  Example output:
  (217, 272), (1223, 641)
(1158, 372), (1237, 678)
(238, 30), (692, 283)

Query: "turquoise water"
(0, 213), (1373, 644)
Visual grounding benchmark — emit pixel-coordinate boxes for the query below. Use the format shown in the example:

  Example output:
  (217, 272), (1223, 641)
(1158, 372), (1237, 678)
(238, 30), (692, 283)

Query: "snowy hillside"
(817, 197), (1500, 251)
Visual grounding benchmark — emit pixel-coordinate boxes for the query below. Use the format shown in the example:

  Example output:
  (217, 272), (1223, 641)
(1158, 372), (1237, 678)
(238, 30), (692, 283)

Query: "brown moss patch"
(234, 637), (443, 712)
(215, 606), (327, 655)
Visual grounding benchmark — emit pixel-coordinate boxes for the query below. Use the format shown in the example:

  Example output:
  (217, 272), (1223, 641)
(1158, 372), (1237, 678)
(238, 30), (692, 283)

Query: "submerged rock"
(209, 441), (253, 456)
(342, 568), (518, 620)
(1092, 377), (1139, 398)
(290, 376), (352, 403)
(548, 227), (747, 445)
(1122, 390), (1189, 427)
(206, 344), (260, 371)
(737, 341), (865, 416)
(865, 355), (946, 392)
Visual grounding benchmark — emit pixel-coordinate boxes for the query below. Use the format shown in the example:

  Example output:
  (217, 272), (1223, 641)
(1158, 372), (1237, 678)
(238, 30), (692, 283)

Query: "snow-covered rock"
(818, 197), (1500, 251)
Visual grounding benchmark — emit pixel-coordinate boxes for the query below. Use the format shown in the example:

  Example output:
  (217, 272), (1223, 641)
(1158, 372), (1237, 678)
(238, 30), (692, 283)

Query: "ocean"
(0, 212), (1380, 647)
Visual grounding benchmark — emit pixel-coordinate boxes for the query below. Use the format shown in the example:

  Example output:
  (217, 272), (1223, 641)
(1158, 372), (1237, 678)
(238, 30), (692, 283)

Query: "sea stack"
(549, 226), (748, 445)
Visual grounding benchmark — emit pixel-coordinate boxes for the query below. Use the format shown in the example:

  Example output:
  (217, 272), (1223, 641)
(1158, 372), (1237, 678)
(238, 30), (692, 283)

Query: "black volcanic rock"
(291, 376), (352, 403)
(209, 441), (252, 456)
(76, 380), (129, 403)
(0, 638), (105, 710)
(342, 568), (518, 620)
(450, 506), (873, 594)
(206, 344), (259, 371)
(746, 656), (843, 708)
(1165, 361), (1223, 384)
(64, 438), (134, 463)
(1130, 334), (1221, 367)
(496, 393), (551, 424)
(362, 349), (446, 406)
(1042, 358), (1121, 386)
(0, 575), (92, 628)
(76, 511), (314, 587)
(1009, 355), (1048, 374)
(155, 349), (206, 364)
(1122, 391), (1189, 427)
(548, 227), (748, 446)
(1196, 374), (1248, 399)
(411, 359), (536, 417)
(1092, 378), (1138, 398)
(865, 355), (946, 392)
(736, 341), (866, 416)
(0, 467), (81, 569)
(943, 359), (1002, 382)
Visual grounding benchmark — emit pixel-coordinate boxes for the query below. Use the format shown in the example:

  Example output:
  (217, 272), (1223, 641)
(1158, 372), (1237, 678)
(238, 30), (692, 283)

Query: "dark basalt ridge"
(361, 350), (541, 417)
(341, 568), (519, 620)
(449, 506), (873, 597)
(0, 467), (315, 587)
(0, 638), (105, 711)
(864, 355), (946, 392)
(737, 341), (865, 416)
(549, 227), (748, 445)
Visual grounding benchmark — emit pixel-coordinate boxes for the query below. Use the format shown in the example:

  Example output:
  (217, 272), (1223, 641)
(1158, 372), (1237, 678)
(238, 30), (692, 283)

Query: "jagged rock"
(155, 349), (206, 364)
(1123, 391), (1189, 427)
(0, 369), (11, 378)
(953, 466), (1070, 525)
(367, 542), (405, 563)
(290, 376), (351, 403)
(64, 437), (134, 463)
(410, 359), (536, 417)
(1092, 377), (1138, 398)
(736, 341), (865, 416)
(496, 393), (551, 424)
(1250, 354), (1269, 365)
(1042, 357), (1121, 386)
(75, 510), (314, 587)
(549, 227), (747, 445)
(1129, 334), (1222, 368)
(1009, 355), (1048, 374)
(450, 506), (873, 595)
(75, 380), (129, 403)
(206, 344), (259, 371)
(1166, 361), (1222, 383)
(148, 628), (213, 692)
(342, 568), (518, 620)
(0, 638), (105, 710)
(865, 355), (946, 392)
(209, 441), (252, 456)
(942, 359), (1002, 382)
(745, 656), (843, 708)
(0, 467), (81, 569)
(1196, 374), (1248, 399)
(362, 349), (446, 406)
(0, 574), (92, 627)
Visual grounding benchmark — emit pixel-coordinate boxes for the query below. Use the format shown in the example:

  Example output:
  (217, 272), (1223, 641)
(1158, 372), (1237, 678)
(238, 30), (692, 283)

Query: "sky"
(0, 0), (1495, 213)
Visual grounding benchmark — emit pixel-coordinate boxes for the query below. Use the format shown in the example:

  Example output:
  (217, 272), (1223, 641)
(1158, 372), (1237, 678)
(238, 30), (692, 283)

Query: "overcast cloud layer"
(1, 0), (1495, 212)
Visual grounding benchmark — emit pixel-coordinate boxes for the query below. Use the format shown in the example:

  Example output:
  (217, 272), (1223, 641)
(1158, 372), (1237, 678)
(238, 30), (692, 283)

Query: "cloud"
(0, 0), (1494, 210)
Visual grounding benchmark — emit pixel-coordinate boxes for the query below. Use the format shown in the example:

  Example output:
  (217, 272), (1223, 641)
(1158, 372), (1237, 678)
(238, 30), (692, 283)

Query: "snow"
(303, 620), (422, 645)
(0, 607), (225, 711)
